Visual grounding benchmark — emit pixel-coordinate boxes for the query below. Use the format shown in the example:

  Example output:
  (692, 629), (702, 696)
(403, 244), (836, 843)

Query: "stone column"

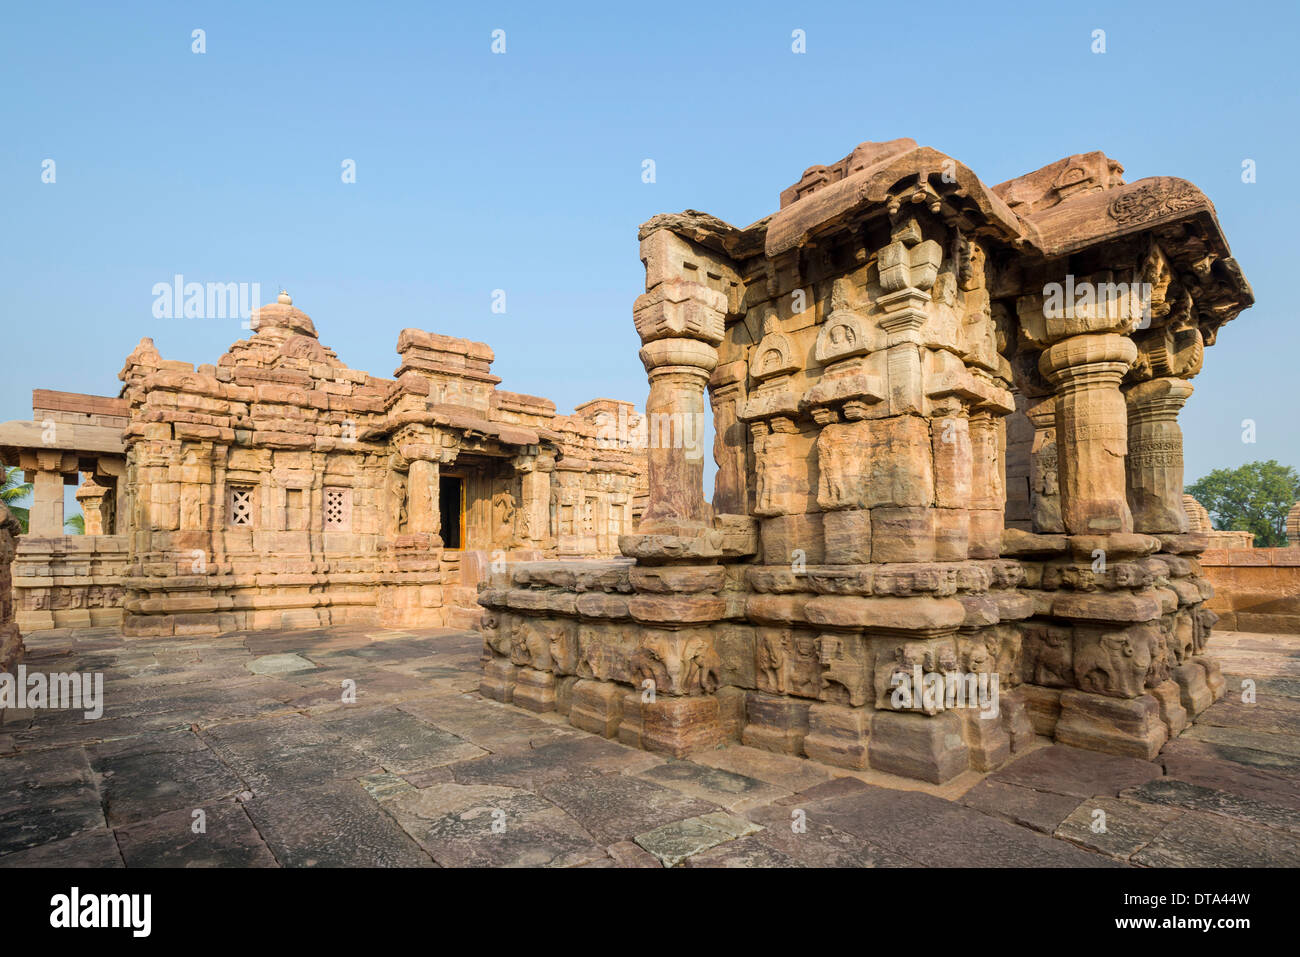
(75, 476), (111, 535)
(30, 466), (65, 536)
(1038, 334), (1137, 535)
(708, 360), (749, 517)
(1124, 377), (1194, 533)
(967, 410), (1004, 558)
(631, 279), (726, 536)
(406, 457), (441, 540)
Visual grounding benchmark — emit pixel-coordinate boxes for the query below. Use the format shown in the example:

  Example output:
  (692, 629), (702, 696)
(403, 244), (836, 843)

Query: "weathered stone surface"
(1124, 777), (1300, 832)
(959, 780), (1084, 834)
(1053, 797), (1182, 860)
(1133, 809), (1300, 867)
(1054, 690), (1167, 760)
(114, 801), (279, 867)
(633, 811), (762, 867)
(244, 780), (435, 867)
(988, 744), (1162, 798)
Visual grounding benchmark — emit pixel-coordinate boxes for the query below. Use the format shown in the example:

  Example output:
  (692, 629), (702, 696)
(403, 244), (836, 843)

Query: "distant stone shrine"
(479, 138), (1253, 782)
(0, 293), (647, 636)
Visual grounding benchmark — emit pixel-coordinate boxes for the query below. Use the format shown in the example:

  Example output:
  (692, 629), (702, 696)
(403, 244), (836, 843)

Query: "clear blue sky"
(3, 0), (1296, 505)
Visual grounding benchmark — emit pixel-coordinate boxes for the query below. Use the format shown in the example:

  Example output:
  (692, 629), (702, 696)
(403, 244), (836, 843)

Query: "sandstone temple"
(0, 137), (1260, 787)
(0, 300), (647, 643)
(478, 138), (1254, 783)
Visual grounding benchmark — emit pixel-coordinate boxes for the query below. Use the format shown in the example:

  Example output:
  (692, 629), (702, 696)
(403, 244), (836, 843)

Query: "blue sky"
(3, 0), (1296, 512)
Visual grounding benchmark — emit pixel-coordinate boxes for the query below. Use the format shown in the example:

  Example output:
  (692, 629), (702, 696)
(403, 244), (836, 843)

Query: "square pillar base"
(1021, 684), (1063, 737)
(868, 710), (970, 784)
(479, 657), (517, 703)
(802, 702), (870, 770)
(1149, 679), (1189, 736)
(959, 707), (1011, 772)
(513, 667), (556, 713)
(1172, 662), (1213, 716)
(619, 692), (723, 757)
(569, 679), (624, 737)
(999, 687), (1037, 753)
(1054, 689), (1168, 760)
(740, 691), (810, 755)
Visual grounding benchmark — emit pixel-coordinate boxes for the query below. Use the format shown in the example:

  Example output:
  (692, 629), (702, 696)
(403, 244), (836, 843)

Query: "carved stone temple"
(0, 295), (647, 636)
(479, 138), (1253, 783)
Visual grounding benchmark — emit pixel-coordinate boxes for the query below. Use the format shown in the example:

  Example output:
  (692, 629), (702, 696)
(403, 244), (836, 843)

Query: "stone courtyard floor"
(0, 625), (1297, 868)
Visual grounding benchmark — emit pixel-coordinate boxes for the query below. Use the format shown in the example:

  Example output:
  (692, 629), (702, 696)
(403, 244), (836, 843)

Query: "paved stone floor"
(0, 625), (1297, 867)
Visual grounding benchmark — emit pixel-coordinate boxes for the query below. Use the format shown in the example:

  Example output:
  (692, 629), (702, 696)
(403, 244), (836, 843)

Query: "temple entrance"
(440, 475), (464, 549)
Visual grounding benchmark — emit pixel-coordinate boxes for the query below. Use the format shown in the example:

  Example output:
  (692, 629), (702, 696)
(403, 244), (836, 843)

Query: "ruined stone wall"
(481, 138), (1252, 783)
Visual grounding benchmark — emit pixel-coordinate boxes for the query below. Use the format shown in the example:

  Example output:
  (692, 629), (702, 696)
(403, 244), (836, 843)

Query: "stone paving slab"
(0, 827), (123, 868)
(633, 811), (762, 867)
(538, 772), (719, 846)
(984, 743), (1163, 799)
(1122, 777), (1300, 833)
(313, 706), (486, 775)
(959, 779), (1086, 834)
(1053, 797), (1183, 860)
(2, 623), (1299, 868)
(242, 780), (434, 867)
(1132, 809), (1300, 867)
(785, 782), (1122, 867)
(197, 713), (380, 794)
(0, 747), (106, 855)
(1157, 738), (1300, 808)
(114, 800), (278, 867)
(91, 738), (247, 827)
(383, 781), (604, 867)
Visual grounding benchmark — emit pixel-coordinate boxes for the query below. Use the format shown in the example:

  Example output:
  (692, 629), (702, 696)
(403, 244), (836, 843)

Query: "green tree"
(1186, 460), (1300, 547)
(65, 513), (85, 534)
(1, 465), (31, 533)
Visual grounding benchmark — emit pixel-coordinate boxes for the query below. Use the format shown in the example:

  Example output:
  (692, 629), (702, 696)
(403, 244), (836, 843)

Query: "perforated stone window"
(228, 485), (255, 527)
(324, 487), (351, 530)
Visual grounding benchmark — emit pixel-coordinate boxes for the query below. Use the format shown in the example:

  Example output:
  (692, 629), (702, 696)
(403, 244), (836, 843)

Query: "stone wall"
(1201, 547), (1300, 634)
(11, 536), (129, 631)
(481, 138), (1252, 783)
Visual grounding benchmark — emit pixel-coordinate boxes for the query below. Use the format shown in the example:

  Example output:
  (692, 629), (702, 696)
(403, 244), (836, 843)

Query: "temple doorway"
(440, 475), (464, 549)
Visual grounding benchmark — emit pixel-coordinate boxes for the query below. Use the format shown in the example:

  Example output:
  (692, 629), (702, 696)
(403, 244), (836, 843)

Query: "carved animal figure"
(631, 634), (720, 695)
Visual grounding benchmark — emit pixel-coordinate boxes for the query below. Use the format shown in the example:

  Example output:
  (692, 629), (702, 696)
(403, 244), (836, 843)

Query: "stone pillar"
(513, 450), (555, 549)
(75, 476), (111, 535)
(631, 279), (727, 536)
(1025, 396), (1063, 534)
(708, 360), (749, 516)
(1038, 334), (1137, 535)
(30, 467), (65, 536)
(1124, 377), (1194, 533)
(407, 458), (441, 541)
(967, 410), (1004, 558)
